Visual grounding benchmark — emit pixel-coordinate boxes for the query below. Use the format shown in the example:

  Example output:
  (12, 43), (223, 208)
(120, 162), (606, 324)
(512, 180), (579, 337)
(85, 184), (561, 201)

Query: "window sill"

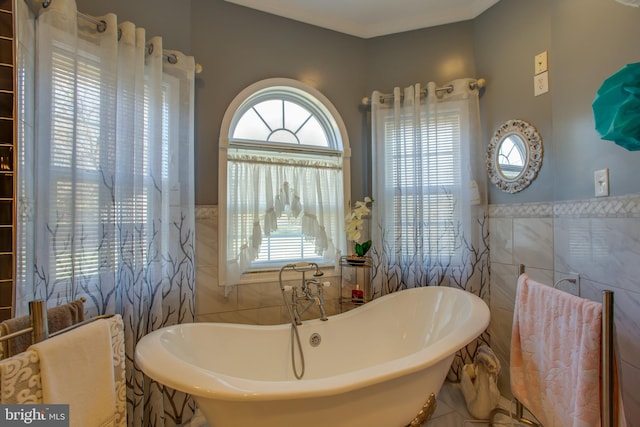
(223, 264), (340, 286)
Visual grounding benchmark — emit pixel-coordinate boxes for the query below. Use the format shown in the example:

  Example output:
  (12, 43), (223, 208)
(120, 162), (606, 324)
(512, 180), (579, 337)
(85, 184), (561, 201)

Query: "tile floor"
(185, 381), (535, 427)
(430, 382), (532, 427)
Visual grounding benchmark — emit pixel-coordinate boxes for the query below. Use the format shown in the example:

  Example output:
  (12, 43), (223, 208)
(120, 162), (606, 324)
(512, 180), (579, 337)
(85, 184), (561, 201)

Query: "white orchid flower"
(345, 197), (373, 243)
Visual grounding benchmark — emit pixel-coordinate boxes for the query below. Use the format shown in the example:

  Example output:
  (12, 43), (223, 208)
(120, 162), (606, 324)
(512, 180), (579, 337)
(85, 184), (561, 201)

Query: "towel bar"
(488, 264), (616, 427)
(49, 314), (115, 338)
(602, 290), (614, 427)
(0, 299), (109, 348)
(0, 300), (48, 345)
(0, 326), (34, 342)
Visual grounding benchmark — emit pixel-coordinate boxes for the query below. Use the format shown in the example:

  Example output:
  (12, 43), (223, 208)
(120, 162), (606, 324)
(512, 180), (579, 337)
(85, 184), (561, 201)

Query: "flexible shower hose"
(279, 268), (305, 380)
(289, 322), (305, 380)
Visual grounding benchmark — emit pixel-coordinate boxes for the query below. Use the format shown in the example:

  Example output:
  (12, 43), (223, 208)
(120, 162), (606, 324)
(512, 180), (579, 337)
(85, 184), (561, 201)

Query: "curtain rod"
(34, 0), (203, 74)
(227, 153), (343, 171)
(146, 42), (203, 73)
(361, 78), (486, 107)
(228, 140), (343, 158)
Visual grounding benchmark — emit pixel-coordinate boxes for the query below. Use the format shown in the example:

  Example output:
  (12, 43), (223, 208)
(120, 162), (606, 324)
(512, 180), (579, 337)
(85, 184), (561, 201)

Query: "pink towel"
(511, 274), (626, 427)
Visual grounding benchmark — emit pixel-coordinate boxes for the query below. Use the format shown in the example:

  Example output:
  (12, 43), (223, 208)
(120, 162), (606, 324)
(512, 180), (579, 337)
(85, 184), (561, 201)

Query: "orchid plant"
(345, 197), (373, 257)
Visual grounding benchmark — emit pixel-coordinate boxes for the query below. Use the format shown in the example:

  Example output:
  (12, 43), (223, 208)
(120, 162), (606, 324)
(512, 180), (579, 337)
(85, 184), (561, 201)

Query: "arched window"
(219, 79), (350, 286)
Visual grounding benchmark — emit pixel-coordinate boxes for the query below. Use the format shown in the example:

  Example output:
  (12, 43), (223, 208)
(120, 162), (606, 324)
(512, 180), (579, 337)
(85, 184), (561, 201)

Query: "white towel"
(30, 318), (116, 427)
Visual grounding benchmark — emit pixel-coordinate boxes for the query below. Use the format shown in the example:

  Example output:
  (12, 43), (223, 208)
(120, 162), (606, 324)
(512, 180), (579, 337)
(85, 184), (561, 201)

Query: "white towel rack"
(488, 264), (616, 427)
(0, 299), (113, 346)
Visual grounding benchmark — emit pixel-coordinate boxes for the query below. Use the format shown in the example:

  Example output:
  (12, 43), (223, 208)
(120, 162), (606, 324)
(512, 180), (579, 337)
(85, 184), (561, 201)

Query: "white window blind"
(49, 47), (107, 281)
(48, 45), (161, 282)
(386, 108), (462, 258)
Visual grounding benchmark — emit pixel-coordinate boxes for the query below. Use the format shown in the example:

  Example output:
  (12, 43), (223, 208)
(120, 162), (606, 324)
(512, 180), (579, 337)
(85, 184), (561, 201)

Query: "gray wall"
(74, 0), (640, 204)
(551, 0), (640, 201)
(477, 0), (640, 204)
(190, 0), (367, 205)
(475, 0), (553, 204)
(365, 20), (477, 95)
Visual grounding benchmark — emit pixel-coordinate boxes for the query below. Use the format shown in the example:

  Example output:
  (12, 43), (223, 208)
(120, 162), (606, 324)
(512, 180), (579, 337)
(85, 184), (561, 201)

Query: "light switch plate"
(534, 71), (549, 96)
(594, 168), (609, 197)
(535, 51), (548, 74)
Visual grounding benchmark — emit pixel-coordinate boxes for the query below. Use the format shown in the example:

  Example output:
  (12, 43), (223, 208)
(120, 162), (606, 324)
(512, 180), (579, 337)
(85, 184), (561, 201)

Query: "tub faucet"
(288, 280), (329, 325)
(303, 279), (329, 322)
(279, 262), (329, 325)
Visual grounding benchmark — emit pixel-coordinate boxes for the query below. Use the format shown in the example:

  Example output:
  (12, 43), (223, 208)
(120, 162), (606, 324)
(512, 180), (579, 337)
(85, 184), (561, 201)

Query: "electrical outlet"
(594, 168), (609, 197)
(535, 51), (548, 75)
(534, 71), (549, 96)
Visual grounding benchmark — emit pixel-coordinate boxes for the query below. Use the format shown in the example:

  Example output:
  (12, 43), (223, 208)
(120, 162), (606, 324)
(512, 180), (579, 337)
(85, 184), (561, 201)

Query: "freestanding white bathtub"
(136, 286), (490, 427)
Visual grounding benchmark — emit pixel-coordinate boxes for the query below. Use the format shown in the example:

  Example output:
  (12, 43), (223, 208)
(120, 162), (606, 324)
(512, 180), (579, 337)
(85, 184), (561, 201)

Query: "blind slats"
(47, 44), (165, 281)
(385, 106), (462, 256)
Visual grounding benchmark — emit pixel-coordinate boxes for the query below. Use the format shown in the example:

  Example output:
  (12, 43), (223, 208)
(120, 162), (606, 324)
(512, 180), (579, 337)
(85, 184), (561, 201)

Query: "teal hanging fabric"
(592, 62), (640, 151)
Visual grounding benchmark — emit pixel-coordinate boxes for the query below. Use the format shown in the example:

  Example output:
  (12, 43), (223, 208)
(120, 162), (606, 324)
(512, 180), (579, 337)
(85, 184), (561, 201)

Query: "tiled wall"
(489, 194), (640, 424)
(194, 206), (354, 325)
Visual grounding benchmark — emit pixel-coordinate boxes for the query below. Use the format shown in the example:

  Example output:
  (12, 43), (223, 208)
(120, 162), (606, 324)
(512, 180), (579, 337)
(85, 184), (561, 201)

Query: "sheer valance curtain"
(370, 79), (489, 380)
(16, 0), (196, 425)
(225, 151), (344, 284)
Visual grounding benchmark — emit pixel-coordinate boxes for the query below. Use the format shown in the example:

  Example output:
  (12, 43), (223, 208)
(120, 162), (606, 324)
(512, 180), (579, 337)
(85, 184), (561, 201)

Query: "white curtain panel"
(370, 79), (489, 380)
(15, 0), (196, 425)
(225, 153), (343, 284)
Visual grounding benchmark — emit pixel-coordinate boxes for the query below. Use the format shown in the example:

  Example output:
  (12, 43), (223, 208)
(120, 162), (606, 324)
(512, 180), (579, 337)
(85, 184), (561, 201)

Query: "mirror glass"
(487, 119), (543, 194)
(497, 134), (526, 179)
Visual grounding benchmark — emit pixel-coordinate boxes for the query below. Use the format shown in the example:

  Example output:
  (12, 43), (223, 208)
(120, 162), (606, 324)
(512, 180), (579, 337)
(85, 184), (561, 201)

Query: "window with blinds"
(227, 90), (344, 269)
(386, 108), (462, 258)
(49, 47), (107, 281)
(48, 46), (160, 281)
(226, 150), (342, 267)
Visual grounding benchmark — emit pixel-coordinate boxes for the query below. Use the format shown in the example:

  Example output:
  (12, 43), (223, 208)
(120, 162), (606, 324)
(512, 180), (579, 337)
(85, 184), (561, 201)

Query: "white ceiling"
(224, 0), (501, 39)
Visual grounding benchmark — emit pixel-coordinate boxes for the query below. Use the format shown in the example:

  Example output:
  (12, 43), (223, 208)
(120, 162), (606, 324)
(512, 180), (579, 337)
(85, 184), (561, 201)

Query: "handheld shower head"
(286, 262), (324, 276)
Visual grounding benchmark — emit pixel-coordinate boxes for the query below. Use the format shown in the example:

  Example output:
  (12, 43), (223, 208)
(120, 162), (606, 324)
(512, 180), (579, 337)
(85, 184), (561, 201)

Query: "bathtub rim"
(135, 286), (490, 402)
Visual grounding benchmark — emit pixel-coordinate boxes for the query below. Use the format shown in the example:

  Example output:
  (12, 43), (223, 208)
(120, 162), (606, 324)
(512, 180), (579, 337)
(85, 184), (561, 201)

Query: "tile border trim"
(490, 193), (640, 218)
(489, 202), (553, 218)
(203, 195), (640, 221)
(553, 193), (640, 218)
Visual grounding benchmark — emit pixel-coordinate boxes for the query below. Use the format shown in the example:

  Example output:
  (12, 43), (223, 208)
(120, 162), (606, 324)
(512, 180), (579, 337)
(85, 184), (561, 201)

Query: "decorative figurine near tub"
(460, 344), (501, 419)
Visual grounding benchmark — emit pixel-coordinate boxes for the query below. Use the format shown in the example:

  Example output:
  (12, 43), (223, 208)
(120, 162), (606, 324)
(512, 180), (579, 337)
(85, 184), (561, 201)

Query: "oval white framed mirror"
(487, 119), (543, 194)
